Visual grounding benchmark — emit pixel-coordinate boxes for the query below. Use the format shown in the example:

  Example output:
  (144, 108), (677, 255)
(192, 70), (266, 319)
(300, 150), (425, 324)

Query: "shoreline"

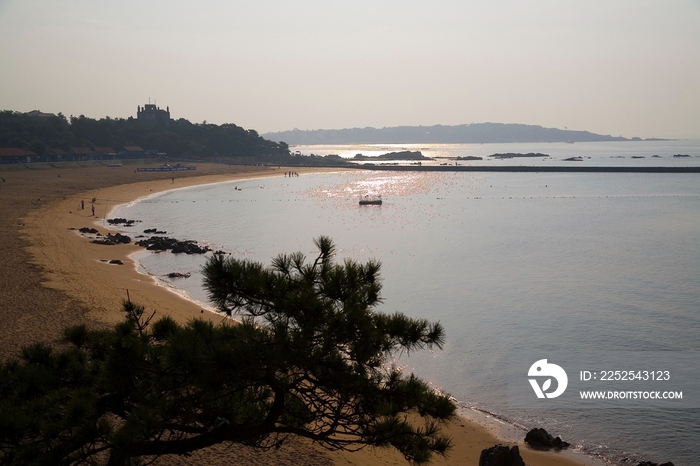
(24, 166), (340, 327)
(12, 163), (605, 466)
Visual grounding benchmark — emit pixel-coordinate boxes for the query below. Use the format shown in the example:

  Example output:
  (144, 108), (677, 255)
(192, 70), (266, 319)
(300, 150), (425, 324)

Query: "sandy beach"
(0, 162), (603, 466)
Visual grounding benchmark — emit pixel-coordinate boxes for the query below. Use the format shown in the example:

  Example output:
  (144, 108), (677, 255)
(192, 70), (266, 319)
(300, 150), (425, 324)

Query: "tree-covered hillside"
(0, 111), (289, 159)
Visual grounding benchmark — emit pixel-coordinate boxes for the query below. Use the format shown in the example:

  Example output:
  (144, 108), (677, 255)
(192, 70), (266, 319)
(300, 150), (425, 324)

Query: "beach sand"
(0, 162), (603, 466)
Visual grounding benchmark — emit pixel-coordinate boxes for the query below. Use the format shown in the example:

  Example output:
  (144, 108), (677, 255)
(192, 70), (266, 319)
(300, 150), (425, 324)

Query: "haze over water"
(112, 142), (700, 466)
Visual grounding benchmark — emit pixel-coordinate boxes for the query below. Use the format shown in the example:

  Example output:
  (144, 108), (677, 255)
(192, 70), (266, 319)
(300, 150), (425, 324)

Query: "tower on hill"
(137, 102), (170, 125)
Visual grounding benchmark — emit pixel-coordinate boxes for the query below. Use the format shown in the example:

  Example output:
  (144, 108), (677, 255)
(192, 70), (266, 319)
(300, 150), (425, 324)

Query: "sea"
(110, 141), (700, 466)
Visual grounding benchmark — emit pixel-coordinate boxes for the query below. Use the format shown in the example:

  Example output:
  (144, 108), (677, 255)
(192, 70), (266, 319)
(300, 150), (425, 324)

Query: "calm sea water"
(111, 142), (700, 466)
(293, 140), (700, 168)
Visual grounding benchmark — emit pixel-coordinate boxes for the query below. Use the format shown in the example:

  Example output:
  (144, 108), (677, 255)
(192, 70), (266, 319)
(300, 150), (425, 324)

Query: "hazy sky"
(1, 0), (699, 138)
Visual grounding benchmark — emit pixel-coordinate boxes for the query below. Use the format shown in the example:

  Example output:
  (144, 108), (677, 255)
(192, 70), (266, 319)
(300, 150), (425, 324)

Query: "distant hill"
(263, 123), (638, 145)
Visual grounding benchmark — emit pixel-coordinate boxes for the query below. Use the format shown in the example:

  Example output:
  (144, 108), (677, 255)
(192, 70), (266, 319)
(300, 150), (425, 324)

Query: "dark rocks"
(636, 462), (675, 466)
(524, 428), (570, 450)
(379, 150), (430, 160)
(171, 240), (210, 254)
(135, 236), (211, 254)
(167, 272), (191, 278)
(479, 445), (525, 466)
(563, 156), (584, 162)
(456, 156), (484, 160)
(354, 151), (430, 161)
(107, 218), (138, 226)
(673, 154), (690, 157)
(98, 259), (124, 265)
(91, 233), (131, 245)
(144, 228), (167, 234)
(79, 227), (99, 234)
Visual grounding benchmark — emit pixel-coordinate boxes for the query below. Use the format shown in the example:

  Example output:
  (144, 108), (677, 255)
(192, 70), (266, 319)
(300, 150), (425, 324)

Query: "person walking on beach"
(81, 199), (84, 210)
(91, 204), (95, 216)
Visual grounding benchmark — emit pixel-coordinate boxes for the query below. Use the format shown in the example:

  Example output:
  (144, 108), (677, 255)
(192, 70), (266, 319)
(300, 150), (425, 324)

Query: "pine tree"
(0, 237), (455, 465)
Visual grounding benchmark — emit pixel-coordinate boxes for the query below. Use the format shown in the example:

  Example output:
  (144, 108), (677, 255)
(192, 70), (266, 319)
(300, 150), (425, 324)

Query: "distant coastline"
(263, 122), (669, 145)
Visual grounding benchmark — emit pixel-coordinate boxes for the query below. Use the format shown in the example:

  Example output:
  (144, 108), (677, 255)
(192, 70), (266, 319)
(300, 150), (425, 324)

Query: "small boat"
(359, 194), (382, 205)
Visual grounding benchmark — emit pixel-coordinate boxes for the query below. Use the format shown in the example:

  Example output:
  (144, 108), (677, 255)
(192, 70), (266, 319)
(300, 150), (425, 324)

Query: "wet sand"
(0, 161), (602, 466)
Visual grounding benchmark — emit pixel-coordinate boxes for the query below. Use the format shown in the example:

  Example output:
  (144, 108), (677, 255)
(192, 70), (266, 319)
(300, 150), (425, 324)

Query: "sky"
(1, 0), (699, 139)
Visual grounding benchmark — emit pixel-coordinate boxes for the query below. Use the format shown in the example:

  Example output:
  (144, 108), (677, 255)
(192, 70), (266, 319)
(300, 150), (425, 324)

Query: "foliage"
(0, 111), (288, 158)
(0, 238), (455, 465)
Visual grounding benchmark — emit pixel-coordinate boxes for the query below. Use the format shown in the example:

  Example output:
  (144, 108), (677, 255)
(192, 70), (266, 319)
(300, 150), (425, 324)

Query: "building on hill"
(137, 103), (170, 125)
(24, 110), (56, 118)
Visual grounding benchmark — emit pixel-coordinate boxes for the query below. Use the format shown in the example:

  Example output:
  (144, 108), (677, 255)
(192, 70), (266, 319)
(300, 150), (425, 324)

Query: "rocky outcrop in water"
(107, 218), (138, 226)
(353, 151), (430, 160)
(91, 233), (131, 245)
(636, 461), (675, 466)
(478, 445), (525, 466)
(135, 236), (211, 254)
(167, 272), (191, 278)
(524, 428), (570, 450)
